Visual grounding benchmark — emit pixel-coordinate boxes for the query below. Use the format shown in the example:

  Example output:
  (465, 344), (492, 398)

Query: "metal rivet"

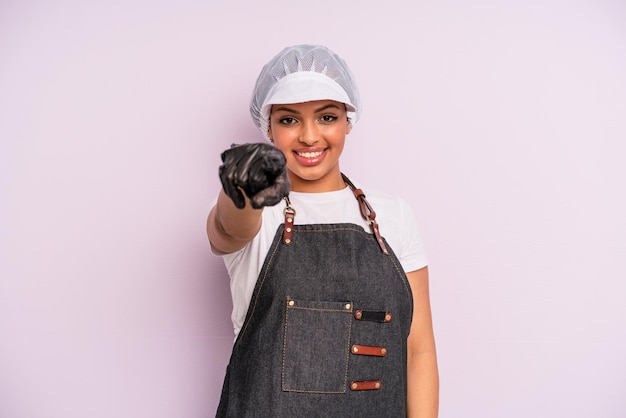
(374, 382), (380, 389)
(288, 300), (295, 307)
(345, 303), (351, 310)
(285, 238), (291, 244)
(351, 383), (358, 390)
(381, 348), (387, 355)
(385, 313), (392, 322)
(352, 346), (358, 353)
(286, 227), (291, 232)
(287, 217), (293, 223)
(355, 311), (362, 320)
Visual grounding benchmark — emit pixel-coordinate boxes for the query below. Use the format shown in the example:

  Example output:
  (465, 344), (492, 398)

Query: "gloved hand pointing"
(219, 143), (290, 209)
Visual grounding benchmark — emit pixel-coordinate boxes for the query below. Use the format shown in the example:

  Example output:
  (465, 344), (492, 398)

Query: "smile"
(293, 148), (327, 166)
(296, 150), (324, 158)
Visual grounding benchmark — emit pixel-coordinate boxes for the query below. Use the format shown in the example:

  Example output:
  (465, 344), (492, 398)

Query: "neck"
(288, 169), (346, 193)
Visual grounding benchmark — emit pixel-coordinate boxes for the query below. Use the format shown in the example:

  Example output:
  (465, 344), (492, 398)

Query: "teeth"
(297, 151), (323, 158)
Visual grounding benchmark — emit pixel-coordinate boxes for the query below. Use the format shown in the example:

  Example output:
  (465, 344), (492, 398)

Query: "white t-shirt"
(214, 184), (428, 337)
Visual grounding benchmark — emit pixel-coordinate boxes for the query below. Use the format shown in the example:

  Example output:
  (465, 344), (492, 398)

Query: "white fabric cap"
(250, 45), (361, 140)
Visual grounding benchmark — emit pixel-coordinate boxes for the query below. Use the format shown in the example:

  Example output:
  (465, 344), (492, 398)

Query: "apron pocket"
(282, 298), (353, 393)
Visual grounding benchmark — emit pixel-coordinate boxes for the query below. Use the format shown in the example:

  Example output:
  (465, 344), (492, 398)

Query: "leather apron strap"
(341, 173), (390, 255)
(281, 173), (390, 255)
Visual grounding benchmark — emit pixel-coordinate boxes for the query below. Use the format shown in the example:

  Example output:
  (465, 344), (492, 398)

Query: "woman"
(208, 45), (438, 417)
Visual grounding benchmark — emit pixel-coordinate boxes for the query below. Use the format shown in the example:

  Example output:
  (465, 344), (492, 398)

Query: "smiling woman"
(269, 100), (350, 191)
(206, 45), (439, 417)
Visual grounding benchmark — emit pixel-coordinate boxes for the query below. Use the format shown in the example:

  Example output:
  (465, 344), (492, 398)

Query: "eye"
(320, 114), (338, 123)
(278, 117), (297, 125)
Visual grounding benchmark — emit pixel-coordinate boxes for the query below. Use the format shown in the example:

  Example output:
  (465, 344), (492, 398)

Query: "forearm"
(207, 189), (263, 254)
(405, 268), (439, 417)
(407, 349), (439, 417)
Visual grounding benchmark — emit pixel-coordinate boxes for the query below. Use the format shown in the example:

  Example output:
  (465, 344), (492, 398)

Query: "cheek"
(268, 125), (287, 146)
(328, 125), (348, 145)
(272, 137), (293, 156)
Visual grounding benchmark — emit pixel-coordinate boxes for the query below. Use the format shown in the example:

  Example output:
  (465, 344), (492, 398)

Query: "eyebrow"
(272, 103), (342, 114)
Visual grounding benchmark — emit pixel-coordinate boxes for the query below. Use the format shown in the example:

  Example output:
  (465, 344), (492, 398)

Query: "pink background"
(2, 0), (625, 416)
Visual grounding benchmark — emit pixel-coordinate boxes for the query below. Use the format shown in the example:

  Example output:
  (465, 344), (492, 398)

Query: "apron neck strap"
(341, 173), (390, 255)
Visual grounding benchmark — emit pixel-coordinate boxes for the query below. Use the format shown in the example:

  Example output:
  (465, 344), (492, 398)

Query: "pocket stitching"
(281, 300), (353, 394)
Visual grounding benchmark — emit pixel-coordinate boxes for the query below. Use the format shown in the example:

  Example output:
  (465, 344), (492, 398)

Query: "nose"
(299, 119), (319, 146)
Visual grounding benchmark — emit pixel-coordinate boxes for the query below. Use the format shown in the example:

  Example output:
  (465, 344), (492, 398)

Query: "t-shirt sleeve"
(395, 197), (429, 273)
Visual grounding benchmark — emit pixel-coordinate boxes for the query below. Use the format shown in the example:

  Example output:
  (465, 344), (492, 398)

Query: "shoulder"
(357, 184), (416, 222)
(355, 182), (428, 271)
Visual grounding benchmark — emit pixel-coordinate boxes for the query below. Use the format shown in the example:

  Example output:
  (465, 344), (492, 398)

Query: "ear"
(345, 121), (352, 135)
(267, 124), (273, 142)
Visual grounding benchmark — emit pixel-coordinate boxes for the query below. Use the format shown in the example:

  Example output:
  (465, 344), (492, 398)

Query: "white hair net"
(250, 45), (361, 140)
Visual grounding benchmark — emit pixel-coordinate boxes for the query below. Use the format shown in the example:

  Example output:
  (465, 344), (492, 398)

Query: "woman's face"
(268, 100), (351, 192)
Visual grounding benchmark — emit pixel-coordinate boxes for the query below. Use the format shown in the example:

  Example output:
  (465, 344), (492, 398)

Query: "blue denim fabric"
(217, 222), (413, 417)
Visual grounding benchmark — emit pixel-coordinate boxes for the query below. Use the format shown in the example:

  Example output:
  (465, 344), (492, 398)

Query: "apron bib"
(217, 177), (413, 417)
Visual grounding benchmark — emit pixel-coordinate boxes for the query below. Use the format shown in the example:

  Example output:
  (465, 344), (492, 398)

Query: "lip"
(293, 147), (327, 166)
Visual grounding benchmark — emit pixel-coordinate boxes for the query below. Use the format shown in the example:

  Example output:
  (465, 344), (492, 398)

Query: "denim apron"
(217, 176), (414, 417)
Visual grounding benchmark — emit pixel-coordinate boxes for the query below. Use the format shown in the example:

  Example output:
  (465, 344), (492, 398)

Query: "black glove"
(219, 143), (290, 209)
